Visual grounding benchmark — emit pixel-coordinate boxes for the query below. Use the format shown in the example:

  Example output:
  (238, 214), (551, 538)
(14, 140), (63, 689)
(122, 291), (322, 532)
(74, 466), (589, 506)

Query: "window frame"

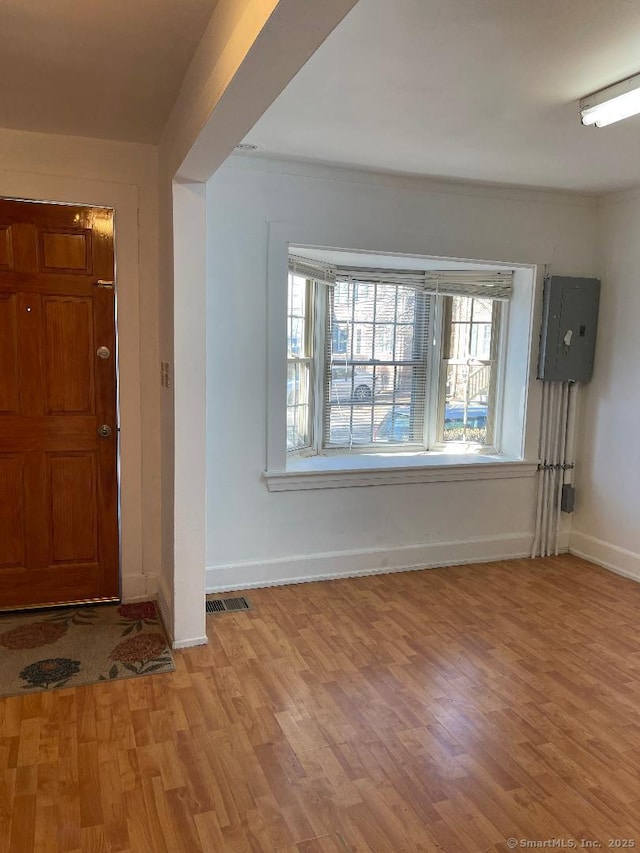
(433, 296), (503, 452)
(266, 226), (537, 486)
(286, 273), (315, 452)
(287, 275), (505, 458)
(322, 280), (433, 453)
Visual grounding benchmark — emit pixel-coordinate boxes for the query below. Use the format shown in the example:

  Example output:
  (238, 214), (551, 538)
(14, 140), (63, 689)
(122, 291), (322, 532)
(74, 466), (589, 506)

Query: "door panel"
(17, 292), (45, 417)
(43, 297), (95, 414)
(0, 227), (13, 269)
(0, 295), (19, 412)
(39, 228), (93, 274)
(0, 455), (26, 568)
(49, 453), (97, 564)
(11, 223), (38, 273)
(0, 199), (119, 609)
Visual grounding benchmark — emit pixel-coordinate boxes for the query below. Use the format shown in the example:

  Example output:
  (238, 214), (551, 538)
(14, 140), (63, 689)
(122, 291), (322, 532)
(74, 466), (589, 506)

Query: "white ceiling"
(243, 0), (640, 193)
(0, 0), (216, 144)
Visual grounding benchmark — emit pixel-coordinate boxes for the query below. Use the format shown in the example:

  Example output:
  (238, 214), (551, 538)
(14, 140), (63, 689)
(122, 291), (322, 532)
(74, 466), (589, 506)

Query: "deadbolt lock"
(98, 424), (113, 439)
(97, 346), (111, 359)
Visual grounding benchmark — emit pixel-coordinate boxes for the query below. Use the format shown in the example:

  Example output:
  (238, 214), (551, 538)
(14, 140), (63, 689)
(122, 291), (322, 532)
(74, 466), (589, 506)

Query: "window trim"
(310, 279), (327, 453)
(264, 456), (538, 491)
(266, 224), (537, 483)
(286, 274), (315, 452)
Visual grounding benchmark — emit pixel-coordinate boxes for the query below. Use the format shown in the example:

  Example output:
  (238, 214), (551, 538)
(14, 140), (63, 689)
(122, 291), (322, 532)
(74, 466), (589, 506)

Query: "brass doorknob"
(98, 424), (113, 438)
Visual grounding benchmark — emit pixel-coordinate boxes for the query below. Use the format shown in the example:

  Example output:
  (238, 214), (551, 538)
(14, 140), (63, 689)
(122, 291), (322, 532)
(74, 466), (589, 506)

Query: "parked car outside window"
(330, 365), (378, 402)
(374, 402), (488, 443)
(288, 366), (380, 406)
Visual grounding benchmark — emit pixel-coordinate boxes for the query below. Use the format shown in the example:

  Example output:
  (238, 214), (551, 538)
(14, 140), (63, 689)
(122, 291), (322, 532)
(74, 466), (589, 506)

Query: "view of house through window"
(325, 281), (430, 447)
(286, 256), (510, 455)
(440, 295), (500, 445)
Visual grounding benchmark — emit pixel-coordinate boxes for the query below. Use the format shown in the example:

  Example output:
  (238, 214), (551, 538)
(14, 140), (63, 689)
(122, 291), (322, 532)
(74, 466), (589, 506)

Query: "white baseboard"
(172, 636), (209, 649)
(570, 531), (640, 583)
(206, 531), (567, 592)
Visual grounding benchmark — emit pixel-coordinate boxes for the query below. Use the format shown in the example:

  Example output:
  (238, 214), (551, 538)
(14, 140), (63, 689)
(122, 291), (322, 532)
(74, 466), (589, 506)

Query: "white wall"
(570, 190), (640, 579)
(205, 157), (599, 590)
(0, 128), (160, 601)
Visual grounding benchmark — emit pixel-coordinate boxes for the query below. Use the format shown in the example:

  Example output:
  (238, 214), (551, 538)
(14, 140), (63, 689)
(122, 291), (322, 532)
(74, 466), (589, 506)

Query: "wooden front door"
(0, 199), (119, 609)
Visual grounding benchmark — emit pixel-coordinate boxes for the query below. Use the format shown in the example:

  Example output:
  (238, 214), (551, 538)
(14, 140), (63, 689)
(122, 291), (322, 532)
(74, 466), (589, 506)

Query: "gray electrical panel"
(538, 275), (600, 382)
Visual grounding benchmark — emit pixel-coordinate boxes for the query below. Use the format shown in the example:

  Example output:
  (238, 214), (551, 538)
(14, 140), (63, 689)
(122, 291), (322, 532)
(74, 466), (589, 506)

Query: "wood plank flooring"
(2, 555), (640, 851)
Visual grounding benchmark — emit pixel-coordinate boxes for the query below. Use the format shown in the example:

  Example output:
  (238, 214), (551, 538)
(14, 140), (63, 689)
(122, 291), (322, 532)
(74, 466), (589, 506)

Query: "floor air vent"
(206, 596), (252, 614)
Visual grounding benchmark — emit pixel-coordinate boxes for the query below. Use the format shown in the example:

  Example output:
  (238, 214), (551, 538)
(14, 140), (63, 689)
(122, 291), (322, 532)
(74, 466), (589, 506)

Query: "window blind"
(288, 255), (336, 285)
(423, 271), (513, 300)
(324, 280), (432, 448)
(288, 256), (513, 300)
(334, 266), (513, 300)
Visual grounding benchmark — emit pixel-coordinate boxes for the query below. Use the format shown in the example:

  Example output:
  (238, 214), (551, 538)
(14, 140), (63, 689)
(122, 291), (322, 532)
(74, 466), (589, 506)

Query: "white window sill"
(263, 451), (537, 491)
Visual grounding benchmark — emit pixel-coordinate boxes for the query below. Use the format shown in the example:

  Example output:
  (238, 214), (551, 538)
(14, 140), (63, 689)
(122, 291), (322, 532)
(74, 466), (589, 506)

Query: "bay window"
(286, 254), (513, 458)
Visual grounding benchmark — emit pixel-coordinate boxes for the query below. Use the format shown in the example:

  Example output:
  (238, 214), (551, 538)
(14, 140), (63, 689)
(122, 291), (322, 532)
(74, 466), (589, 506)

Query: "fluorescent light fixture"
(580, 72), (640, 127)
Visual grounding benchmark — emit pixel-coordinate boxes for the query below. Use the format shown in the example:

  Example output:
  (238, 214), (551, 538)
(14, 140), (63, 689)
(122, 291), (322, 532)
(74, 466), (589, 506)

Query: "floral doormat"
(0, 601), (175, 697)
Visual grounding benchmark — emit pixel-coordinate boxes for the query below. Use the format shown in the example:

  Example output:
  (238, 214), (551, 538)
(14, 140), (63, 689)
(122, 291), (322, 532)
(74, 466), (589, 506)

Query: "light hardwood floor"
(2, 555), (640, 852)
